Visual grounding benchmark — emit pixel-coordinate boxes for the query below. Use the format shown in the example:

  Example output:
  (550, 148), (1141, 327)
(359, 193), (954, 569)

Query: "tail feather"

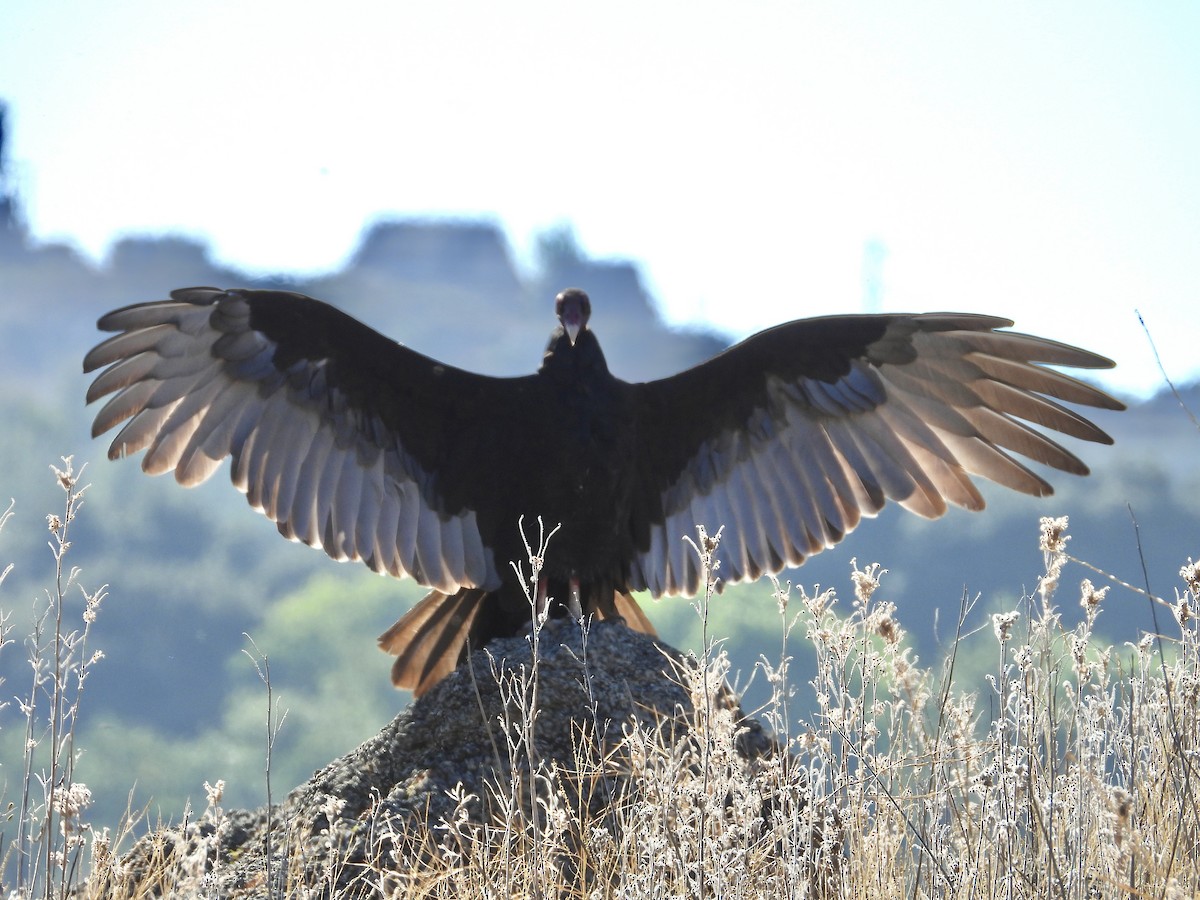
(380, 588), (657, 697)
(379, 588), (487, 696)
(606, 591), (657, 636)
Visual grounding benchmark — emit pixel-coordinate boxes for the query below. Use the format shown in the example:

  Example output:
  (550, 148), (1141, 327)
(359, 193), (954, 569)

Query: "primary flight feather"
(84, 287), (1124, 694)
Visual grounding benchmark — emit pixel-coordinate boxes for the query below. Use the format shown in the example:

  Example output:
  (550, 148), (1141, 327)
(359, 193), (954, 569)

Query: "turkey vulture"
(84, 287), (1123, 694)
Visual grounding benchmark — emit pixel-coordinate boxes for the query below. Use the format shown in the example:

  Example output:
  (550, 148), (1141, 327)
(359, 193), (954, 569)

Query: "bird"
(84, 287), (1124, 695)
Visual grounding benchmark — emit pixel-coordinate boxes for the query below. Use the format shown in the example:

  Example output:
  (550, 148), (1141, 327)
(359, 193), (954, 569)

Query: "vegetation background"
(0, 161), (1196, 853)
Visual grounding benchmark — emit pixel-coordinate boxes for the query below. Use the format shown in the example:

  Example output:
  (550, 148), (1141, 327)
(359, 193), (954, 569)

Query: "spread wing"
(628, 313), (1125, 597)
(83, 287), (508, 594)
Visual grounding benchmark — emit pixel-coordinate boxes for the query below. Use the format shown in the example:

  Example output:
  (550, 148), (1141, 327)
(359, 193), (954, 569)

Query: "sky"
(2, 1), (1198, 397)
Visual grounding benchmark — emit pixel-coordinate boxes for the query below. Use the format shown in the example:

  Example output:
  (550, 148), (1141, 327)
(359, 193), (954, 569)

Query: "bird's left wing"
(627, 313), (1125, 597)
(84, 287), (507, 594)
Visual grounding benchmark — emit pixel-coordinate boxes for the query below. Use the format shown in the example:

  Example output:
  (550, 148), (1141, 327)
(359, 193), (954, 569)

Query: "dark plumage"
(84, 287), (1124, 694)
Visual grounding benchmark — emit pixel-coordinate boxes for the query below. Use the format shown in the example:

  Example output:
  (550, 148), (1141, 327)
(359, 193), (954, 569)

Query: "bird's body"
(84, 287), (1124, 694)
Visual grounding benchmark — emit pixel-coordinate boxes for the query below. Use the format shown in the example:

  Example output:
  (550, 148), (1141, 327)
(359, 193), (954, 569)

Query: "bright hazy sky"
(3, 2), (1198, 396)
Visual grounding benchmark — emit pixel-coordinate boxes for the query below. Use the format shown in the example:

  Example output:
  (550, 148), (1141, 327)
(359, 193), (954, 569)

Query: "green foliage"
(70, 572), (419, 822)
(217, 572), (419, 799)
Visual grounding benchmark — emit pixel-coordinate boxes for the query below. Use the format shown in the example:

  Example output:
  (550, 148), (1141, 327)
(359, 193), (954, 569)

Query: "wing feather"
(141, 365), (228, 475)
(760, 439), (824, 560)
(745, 451), (791, 570)
(414, 502), (448, 592)
(438, 516), (467, 588)
(353, 455), (383, 570)
(269, 412), (320, 522)
(84, 289), (500, 592)
(278, 418), (335, 546)
(370, 475), (403, 576)
(631, 312), (1122, 597)
(641, 519), (669, 595)
(712, 491), (750, 584)
(325, 443), (362, 561)
(237, 391), (293, 506)
(968, 351), (1121, 408)
(780, 407), (862, 540)
(728, 455), (779, 578)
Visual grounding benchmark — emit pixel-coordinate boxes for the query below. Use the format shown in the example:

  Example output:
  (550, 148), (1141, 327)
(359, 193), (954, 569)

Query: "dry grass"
(3, 462), (1199, 898)
(0, 459), (122, 898)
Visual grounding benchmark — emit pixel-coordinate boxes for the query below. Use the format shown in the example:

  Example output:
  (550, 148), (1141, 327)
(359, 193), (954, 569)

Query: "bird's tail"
(380, 588), (658, 697)
(608, 591), (657, 637)
(379, 588), (488, 697)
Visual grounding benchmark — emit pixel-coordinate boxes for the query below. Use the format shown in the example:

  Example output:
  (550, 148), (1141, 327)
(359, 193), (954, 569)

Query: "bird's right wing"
(84, 287), (511, 593)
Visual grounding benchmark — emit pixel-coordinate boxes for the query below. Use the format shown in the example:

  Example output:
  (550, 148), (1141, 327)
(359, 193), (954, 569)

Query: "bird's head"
(555, 288), (591, 346)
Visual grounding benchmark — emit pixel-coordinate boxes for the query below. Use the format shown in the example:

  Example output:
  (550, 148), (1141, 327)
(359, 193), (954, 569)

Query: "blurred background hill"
(0, 102), (1196, 838)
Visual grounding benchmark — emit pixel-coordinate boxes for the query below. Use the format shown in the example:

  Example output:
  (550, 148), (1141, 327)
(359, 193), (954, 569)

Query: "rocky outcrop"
(92, 621), (789, 899)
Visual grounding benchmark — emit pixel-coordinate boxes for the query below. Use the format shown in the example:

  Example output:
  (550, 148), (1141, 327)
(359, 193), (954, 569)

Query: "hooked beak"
(555, 288), (591, 346)
(560, 299), (585, 345)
